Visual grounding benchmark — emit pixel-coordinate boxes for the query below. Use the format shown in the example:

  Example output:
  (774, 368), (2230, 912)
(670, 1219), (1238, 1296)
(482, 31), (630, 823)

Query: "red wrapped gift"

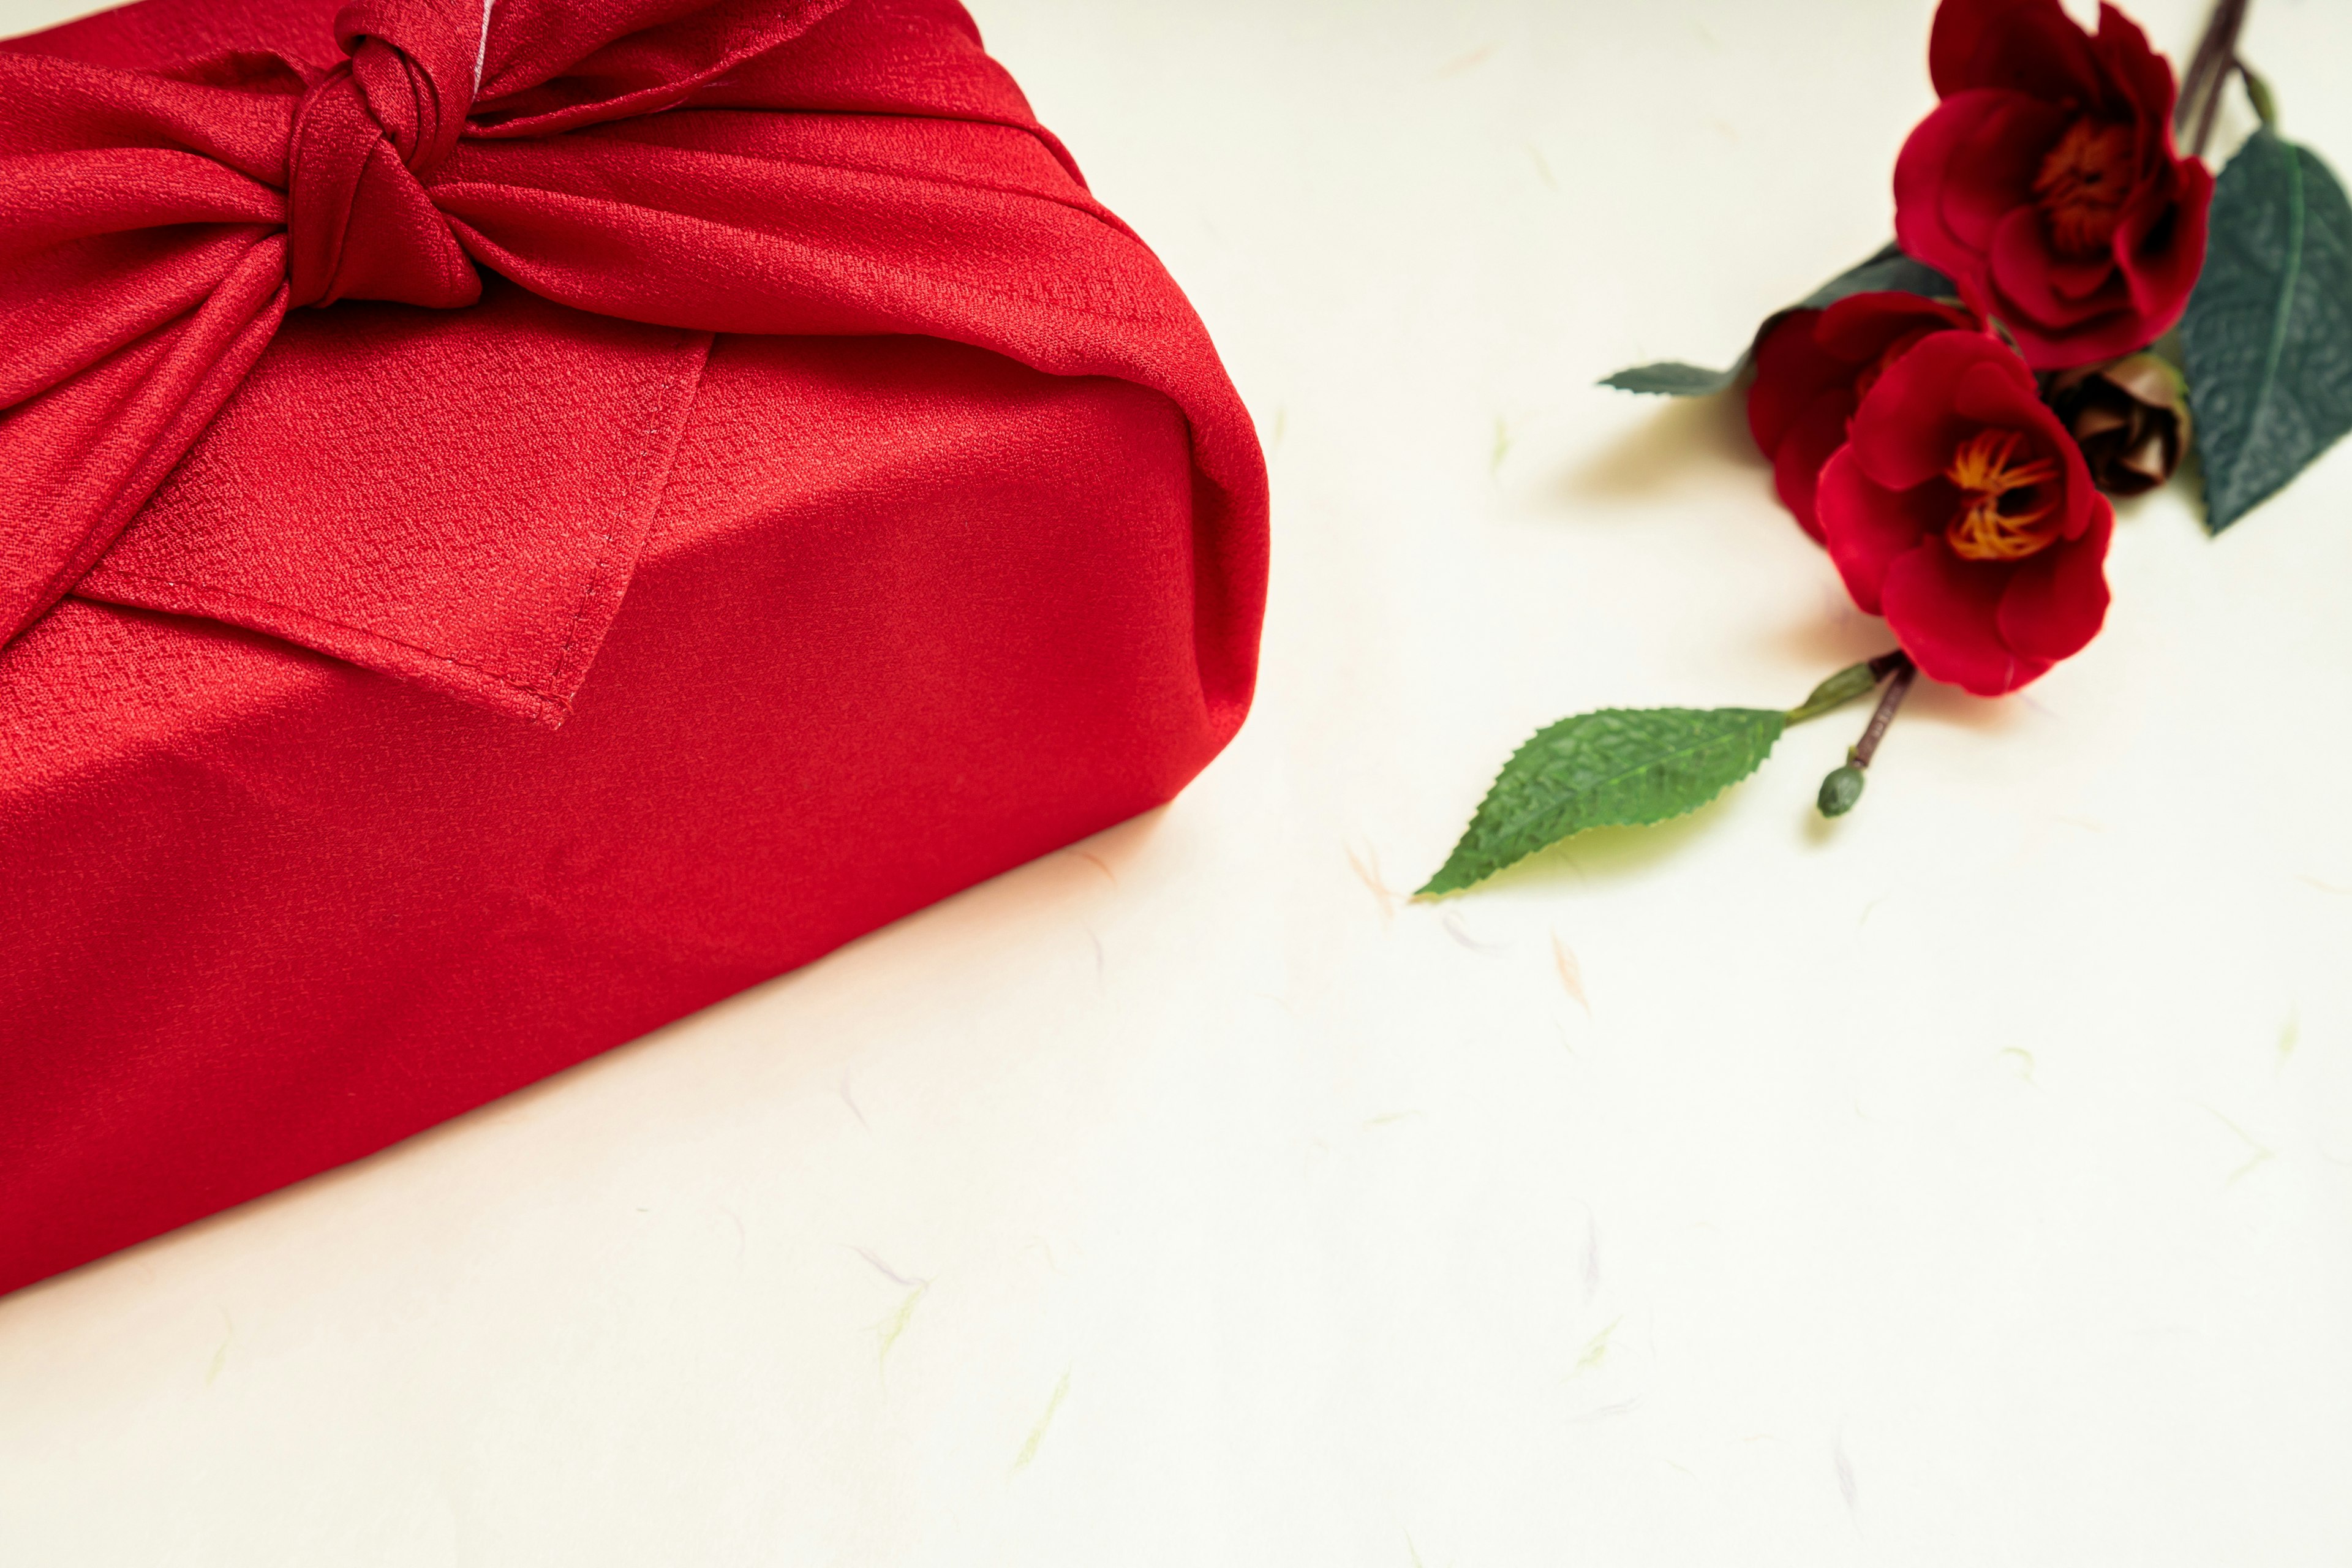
(0, 0), (1265, 1295)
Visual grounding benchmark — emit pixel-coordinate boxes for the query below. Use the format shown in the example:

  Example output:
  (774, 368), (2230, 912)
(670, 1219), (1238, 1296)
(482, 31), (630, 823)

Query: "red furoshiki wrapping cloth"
(0, 0), (1267, 1295)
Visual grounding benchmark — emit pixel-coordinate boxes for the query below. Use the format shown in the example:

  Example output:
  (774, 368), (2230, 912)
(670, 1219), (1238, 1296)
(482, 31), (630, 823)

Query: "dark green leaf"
(2179, 129), (2352, 532)
(1419, 708), (1785, 895)
(1599, 241), (1953, 397)
(1599, 361), (1740, 396)
(1791, 242), (1953, 311)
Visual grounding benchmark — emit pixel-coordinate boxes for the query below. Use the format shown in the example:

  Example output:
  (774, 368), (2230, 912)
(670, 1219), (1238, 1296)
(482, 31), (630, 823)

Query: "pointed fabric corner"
(77, 282), (711, 726)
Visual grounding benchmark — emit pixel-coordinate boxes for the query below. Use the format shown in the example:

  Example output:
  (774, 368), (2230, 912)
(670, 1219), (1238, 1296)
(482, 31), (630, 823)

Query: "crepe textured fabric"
(0, 0), (1266, 1295)
(0, 0), (1264, 725)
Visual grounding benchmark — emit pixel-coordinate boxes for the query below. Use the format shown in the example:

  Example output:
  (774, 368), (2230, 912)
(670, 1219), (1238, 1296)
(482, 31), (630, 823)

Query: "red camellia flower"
(1815, 330), (2114, 695)
(1747, 290), (1981, 539)
(1893, 0), (2212, 369)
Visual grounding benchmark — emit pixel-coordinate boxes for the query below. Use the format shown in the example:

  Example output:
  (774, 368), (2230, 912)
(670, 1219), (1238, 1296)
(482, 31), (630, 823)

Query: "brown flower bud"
(2044, 353), (2191, 496)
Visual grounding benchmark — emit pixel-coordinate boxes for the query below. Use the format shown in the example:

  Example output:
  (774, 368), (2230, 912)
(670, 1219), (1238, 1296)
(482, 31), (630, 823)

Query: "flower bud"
(1817, 764), (1866, 818)
(2045, 352), (2190, 496)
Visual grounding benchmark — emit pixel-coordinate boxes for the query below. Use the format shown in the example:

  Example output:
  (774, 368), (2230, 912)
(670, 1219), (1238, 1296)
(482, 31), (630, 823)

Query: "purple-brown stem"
(2177, 0), (2253, 160)
(1850, 655), (1915, 770)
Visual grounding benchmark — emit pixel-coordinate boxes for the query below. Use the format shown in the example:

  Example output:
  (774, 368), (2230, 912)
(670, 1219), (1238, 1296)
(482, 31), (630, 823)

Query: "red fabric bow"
(1, 0), (1265, 726)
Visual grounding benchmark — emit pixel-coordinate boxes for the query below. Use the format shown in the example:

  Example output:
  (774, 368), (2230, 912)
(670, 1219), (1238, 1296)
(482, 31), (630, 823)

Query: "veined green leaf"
(1419, 708), (1785, 895)
(2179, 129), (2352, 532)
(1599, 243), (1953, 398)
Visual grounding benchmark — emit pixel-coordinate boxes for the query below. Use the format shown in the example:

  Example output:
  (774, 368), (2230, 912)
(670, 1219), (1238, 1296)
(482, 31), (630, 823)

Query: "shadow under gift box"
(0, 288), (1253, 1296)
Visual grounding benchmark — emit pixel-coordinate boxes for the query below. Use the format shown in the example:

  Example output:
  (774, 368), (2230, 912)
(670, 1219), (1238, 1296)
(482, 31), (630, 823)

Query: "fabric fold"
(1, 0), (1267, 730)
(75, 282), (710, 726)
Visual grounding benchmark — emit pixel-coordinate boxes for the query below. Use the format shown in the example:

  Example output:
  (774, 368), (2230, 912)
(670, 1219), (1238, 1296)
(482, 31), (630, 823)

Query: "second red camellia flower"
(1893, 0), (2212, 369)
(1815, 330), (2114, 695)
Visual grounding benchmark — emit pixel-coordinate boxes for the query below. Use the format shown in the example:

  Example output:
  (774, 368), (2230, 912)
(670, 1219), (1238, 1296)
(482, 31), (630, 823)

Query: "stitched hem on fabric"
(76, 328), (714, 731)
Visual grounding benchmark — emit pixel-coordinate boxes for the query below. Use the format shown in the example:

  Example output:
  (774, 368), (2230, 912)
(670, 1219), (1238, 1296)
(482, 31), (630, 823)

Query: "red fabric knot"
(284, 12), (480, 309)
(0, 0), (1267, 738)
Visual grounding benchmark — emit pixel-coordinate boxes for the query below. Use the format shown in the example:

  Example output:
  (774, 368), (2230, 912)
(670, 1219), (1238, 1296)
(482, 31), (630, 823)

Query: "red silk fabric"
(1, 0), (1265, 728)
(0, 0), (1266, 1294)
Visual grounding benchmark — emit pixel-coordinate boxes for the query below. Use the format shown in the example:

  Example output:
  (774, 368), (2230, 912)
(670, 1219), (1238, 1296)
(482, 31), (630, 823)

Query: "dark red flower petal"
(1945, 350), (2043, 426)
(2117, 158), (2211, 323)
(1988, 208), (2119, 331)
(1931, 0), (2108, 104)
(2035, 396), (2100, 541)
(1772, 391), (1852, 540)
(2091, 2), (2179, 129)
(1812, 292), (1977, 356)
(1746, 309), (1842, 458)
(1880, 537), (2055, 694)
(1817, 446), (1949, 614)
(1844, 331), (2003, 490)
(1996, 497), (2113, 659)
(1894, 92), (2004, 281)
(2046, 250), (2119, 302)
(1943, 93), (2068, 255)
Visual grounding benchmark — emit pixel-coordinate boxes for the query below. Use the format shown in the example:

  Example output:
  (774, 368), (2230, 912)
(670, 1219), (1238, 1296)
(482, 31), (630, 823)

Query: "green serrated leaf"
(2179, 129), (2352, 532)
(1419, 708), (1785, 896)
(1599, 243), (1954, 397)
(1599, 361), (1739, 396)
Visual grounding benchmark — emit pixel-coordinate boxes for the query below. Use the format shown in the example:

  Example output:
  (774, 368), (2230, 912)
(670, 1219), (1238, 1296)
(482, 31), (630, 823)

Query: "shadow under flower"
(1902, 674), (2032, 736)
(1761, 591), (2037, 741)
(1549, 390), (1765, 506)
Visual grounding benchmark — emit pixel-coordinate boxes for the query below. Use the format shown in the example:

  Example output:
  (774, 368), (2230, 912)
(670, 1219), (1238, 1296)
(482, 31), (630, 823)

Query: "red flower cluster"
(1746, 0), (2201, 694)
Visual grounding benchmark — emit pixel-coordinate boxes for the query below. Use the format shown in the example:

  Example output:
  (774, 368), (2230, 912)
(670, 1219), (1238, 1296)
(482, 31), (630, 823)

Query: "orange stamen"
(2034, 119), (2135, 257)
(1944, 429), (2062, 562)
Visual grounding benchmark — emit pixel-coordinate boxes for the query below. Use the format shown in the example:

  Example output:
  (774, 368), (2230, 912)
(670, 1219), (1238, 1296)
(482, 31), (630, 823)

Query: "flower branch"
(1427, 0), (2352, 896)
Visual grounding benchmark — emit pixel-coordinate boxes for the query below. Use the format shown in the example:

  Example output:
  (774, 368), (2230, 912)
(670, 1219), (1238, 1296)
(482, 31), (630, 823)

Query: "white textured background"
(6, 1), (2351, 1562)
